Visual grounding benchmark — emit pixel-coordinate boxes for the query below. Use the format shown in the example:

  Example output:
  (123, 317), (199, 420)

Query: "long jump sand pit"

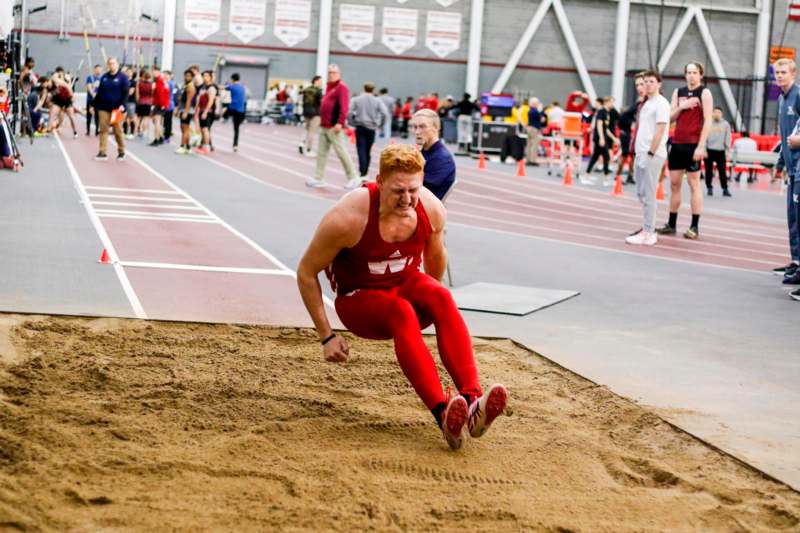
(1, 314), (799, 531)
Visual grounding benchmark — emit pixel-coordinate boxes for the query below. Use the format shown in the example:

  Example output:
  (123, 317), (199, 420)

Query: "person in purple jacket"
(306, 64), (359, 190)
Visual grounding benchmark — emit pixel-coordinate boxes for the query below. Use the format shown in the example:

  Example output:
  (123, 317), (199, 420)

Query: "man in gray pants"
(627, 70), (671, 246)
(349, 82), (389, 178)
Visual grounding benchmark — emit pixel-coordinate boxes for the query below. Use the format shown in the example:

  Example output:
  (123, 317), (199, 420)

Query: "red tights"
(335, 271), (482, 409)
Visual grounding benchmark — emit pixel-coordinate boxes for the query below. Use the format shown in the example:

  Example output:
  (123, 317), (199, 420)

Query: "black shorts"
(180, 113), (194, 126)
(52, 96), (73, 109)
(668, 143), (701, 173)
(199, 113), (215, 129)
(136, 104), (152, 117)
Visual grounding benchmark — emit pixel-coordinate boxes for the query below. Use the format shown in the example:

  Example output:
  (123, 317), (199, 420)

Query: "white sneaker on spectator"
(345, 177), (366, 190)
(305, 177), (327, 188)
(305, 150), (316, 158)
(625, 231), (657, 246)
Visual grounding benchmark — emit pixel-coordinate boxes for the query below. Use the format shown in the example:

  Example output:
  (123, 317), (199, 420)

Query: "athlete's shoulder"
(418, 187), (445, 231)
(318, 188), (370, 246)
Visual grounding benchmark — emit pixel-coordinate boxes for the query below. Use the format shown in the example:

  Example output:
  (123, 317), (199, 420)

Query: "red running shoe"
(467, 384), (508, 438)
(441, 390), (468, 451)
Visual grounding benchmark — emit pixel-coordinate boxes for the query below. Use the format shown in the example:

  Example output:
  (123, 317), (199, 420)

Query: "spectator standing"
(349, 82), (389, 179)
(93, 57), (130, 161)
(526, 97), (543, 166)
(704, 107), (732, 196)
(149, 65), (170, 146)
(616, 74), (647, 184)
(378, 87), (395, 140)
(226, 73), (247, 152)
(626, 70), (670, 246)
(300, 75), (322, 155)
(454, 93), (478, 152)
(85, 64), (102, 136)
(307, 64), (359, 189)
(547, 101), (565, 129)
(772, 58), (800, 290)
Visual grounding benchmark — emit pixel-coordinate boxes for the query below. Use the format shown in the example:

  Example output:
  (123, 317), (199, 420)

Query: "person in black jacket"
(93, 57), (130, 161)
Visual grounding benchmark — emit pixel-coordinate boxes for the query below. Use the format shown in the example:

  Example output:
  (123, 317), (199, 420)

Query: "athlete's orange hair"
(379, 144), (425, 178)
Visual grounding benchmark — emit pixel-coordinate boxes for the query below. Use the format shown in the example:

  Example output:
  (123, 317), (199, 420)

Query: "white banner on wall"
(382, 7), (418, 55)
(425, 10), (461, 58)
(436, 0), (459, 6)
(183, 0), (222, 41)
(274, 0), (312, 47)
(229, 0), (267, 44)
(338, 4), (375, 52)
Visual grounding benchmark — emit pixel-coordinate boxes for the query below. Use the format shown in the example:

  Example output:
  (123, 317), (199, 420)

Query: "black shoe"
(298, 144), (304, 155)
(148, 139), (161, 146)
(117, 153), (126, 161)
(625, 177), (635, 185)
(722, 189), (732, 197)
(707, 188), (713, 196)
(773, 262), (798, 276)
(94, 152), (108, 161)
(655, 224), (676, 235)
(782, 272), (800, 287)
(791, 287), (800, 301)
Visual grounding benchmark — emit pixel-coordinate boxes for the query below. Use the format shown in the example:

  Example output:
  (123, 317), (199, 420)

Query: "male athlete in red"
(297, 144), (508, 450)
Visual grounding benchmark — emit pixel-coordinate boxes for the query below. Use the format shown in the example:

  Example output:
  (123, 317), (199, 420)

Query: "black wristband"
(321, 333), (336, 346)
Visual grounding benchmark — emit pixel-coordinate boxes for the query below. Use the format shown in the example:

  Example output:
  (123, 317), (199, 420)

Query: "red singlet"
(672, 85), (708, 144)
(326, 182), (431, 296)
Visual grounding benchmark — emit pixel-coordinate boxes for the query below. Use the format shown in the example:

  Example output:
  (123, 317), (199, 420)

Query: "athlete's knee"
(389, 299), (421, 333)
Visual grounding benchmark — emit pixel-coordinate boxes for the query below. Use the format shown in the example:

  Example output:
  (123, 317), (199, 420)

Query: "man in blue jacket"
(93, 57), (130, 161)
(413, 109), (455, 201)
(773, 58), (800, 298)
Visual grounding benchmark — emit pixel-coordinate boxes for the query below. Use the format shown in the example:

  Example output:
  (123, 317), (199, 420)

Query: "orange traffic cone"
(612, 174), (624, 197)
(516, 159), (526, 177)
(656, 180), (665, 201)
(478, 152), (486, 170)
(98, 248), (111, 264)
(562, 162), (573, 186)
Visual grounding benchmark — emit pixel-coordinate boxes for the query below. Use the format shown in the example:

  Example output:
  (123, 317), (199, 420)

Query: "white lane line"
(120, 147), (338, 310)
(97, 213), (219, 223)
(54, 134), (147, 319)
(88, 193), (195, 202)
(85, 186), (183, 194)
(94, 209), (214, 219)
(92, 201), (206, 210)
(119, 261), (296, 276)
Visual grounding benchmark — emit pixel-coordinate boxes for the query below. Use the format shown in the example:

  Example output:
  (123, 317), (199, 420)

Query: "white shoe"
(579, 176), (598, 185)
(467, 384), (508, 438)
(441, 393), (469, 450)
(345, 177), (366, 190)
(305, 150), (316, 158)
(602, 178), (613, 187)
(625, 230), (657, 246)
(305, 177), (327, 188)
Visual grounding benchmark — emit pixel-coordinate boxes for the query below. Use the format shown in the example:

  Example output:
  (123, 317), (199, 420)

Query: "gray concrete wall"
(18, 0), (780, 129)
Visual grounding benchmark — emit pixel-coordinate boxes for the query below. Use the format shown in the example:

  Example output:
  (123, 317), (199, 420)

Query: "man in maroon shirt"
(307, 64), (359, 189)
(656, 62), (713, 239)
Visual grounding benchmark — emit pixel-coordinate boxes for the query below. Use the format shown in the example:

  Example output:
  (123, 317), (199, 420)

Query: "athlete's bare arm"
(183, 85), (195, 117)
(669, 89), (681, 121)
(420, 188), (447, 281)
(694, 89), (714, 160)
(297, 189), (369, 361)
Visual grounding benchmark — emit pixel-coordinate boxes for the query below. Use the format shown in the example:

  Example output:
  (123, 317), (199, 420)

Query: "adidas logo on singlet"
(368, 250), (412, 275)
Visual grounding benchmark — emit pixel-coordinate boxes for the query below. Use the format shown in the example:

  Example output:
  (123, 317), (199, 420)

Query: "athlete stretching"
(656, 61), (713, 239)
(297, 144), (508, 450)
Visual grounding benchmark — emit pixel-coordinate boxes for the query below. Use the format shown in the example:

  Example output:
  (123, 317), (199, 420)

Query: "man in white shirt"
(627, 70), (671, 246)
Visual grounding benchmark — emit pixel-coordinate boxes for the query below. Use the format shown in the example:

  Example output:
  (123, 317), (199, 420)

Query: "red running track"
(54, 129), (335, 326)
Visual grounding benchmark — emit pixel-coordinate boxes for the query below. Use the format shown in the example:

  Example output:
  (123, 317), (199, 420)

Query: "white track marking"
(119, 147), (338, 310)
(85, 186), (182, 194)
(94, 209), (214, 219)
(97, 213), (219, 223)
(119, 261), (296, 276)
(54, 134), (147, 319)
(88, 194), (195, 202)
(92, 201), (206, 210)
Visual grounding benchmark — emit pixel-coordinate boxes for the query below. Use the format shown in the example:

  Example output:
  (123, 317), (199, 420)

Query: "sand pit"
(1, 315), (798, 531)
